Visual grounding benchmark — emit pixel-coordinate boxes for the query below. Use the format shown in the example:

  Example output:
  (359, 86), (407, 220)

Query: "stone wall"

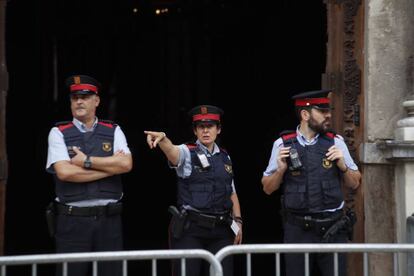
(363, 0), (414, 275)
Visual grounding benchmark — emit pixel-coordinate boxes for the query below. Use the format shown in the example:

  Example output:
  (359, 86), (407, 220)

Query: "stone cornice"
(361, 140), (414, 164)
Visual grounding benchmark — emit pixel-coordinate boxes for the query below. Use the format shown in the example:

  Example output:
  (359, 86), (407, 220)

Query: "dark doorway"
(5, 0), (327, 274)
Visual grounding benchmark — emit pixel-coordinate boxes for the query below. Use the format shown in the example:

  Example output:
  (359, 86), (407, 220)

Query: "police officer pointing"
(145, 105), (242, 276)
(261, 90), (361, 276)
(46, 75), (133, 276)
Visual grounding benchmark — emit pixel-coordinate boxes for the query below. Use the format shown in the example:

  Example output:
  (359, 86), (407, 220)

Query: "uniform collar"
(195, 140), (220, 155)
(72, 117), (98, 133)
(296, 125), (319, 146)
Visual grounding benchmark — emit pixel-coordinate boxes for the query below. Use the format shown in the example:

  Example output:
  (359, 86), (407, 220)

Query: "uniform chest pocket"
(321, 180), (343, 206)
(284, 184), (307, 210)
(188, 184), (214, 209)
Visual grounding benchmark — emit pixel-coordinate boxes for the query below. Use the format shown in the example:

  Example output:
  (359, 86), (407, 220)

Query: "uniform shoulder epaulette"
(98, 119), (116, 128)
(280, 130), (297, 141)
(185, 143), (197, 149)
(55, 121), (74, 131)
(55, 120), (72, 127)
(325, 131), (336, 139)
(327, 132), (344, 141)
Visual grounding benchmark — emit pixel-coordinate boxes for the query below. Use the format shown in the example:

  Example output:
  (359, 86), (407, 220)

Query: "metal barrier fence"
(0, 249), (223, 276)
(215, 243), (414, 276)
(1, 244), (414, 276)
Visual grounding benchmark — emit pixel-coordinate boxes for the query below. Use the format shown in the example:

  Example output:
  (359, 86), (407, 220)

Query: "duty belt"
(55, 202), (122, 217)
(187, 210), (231, 229)
(284, 210), (343, 232)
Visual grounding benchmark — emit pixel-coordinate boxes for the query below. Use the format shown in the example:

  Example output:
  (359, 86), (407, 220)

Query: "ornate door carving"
(323, 1), (364, 275)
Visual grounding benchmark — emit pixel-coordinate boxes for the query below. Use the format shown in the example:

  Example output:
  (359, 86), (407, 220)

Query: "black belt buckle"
(303, 215), (312, 230)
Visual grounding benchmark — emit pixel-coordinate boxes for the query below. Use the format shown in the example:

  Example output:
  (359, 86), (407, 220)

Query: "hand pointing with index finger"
(144, 131), (166, 149)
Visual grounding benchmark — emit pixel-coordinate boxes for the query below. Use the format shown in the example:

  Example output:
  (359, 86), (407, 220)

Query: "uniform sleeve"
(334, 136), (358, 170)
(168, 144), (192, 178)
(231, 180), (236, 193)
(263, 138), (283, 176)
(46, 127), (70, 173)
(114, 125), (131, 154)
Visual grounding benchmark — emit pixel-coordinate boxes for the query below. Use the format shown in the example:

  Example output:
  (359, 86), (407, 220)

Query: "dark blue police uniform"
(169, 105), (237, 276)
(46, 75), (126, 276)
(281, 130), (347, 276)
(262, 90), (359, 276)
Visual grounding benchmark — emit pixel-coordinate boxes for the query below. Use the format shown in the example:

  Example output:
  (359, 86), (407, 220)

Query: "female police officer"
(145, 105), (242, 276)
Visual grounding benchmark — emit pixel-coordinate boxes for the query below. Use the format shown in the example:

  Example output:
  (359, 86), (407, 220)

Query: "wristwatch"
(83, 156), (92, 169)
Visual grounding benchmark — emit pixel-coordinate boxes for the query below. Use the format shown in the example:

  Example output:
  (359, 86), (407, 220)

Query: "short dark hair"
(295, 106), (312, 121)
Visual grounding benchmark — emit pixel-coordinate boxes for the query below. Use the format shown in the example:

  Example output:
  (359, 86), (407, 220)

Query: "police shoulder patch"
(55, 120), (72, 127)
(224, 164), (233, 174)
(55, 121), (74, 132)
(280, 130), (297, 141)
(98, 120), (115, 128)
(325, 131), (336, 139)
(186, 143), (197, 149)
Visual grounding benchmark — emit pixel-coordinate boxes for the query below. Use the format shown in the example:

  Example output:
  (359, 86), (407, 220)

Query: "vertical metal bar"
(305, 253), (309, 276)
(393, 253), (398, 276)
(181, 258), (186, 276)
(1, 265), (5, 276)
(62, 262), (68, 276)
(31, 264), (37, 276)
(363, 253), (369, 276)
(92, 261), (98, 276)
(152, 259), (157, 276)
(334, 253), (338, 276)
(275, 253), (280, 276)
(122, 260), (127, 276)
(247, 253), (251, 276)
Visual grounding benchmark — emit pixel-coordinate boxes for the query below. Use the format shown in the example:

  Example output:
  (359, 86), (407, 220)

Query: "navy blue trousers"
(283, 222), (348, 276)
(54, 213), (123, 276)
(169, 219), (234, 276)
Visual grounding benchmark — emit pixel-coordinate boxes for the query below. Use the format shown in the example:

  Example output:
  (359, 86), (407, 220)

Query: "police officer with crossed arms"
(145, 105), (242, 276)
(261, 90), (361, 276)
(46, 75), (132, 276)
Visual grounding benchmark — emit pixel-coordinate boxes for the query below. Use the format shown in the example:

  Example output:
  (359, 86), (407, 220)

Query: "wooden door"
(323, 0), (364, 275)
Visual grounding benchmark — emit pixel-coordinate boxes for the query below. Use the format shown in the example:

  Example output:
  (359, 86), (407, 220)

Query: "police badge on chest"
(322, 158), (333, 169)
(102, 142), (112, 152)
